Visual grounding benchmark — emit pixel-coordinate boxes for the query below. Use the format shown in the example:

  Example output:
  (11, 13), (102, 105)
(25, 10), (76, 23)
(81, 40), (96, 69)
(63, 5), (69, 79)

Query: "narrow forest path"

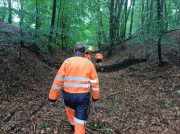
(1, 29), (180, 133)
(1, 50), (180, 134)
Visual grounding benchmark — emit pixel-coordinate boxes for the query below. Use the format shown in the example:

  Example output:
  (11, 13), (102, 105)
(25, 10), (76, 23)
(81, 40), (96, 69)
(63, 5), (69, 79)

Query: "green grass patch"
(165, 83), (173, 88)
(117, 75), (123, 81)
(42, 123), (50, 128)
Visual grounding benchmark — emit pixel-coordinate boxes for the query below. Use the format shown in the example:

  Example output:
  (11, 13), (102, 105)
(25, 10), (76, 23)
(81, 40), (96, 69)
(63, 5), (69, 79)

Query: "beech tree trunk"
(8, 0), (12, 23)
(48, 0), (57, 53)
(157, 0), (164, 66)
(114, 0), (124, 45)
(129, 0), (135, 37)
(108, 0), (115, 57)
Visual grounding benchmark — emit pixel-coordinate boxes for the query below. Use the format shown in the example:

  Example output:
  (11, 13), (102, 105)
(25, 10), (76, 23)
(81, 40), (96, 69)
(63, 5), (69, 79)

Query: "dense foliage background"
(0, 0), (179, 54)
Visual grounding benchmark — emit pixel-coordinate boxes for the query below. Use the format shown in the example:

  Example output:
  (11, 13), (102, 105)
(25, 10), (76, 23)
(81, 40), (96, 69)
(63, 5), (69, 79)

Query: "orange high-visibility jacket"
(95, 53), (103, 60)
(49, 55), (100, 101)
(84, 53), (91, 60)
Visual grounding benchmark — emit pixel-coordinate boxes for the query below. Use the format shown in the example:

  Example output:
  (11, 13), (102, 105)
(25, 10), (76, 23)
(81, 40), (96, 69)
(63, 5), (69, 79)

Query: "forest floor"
(0, 22), (180, 134)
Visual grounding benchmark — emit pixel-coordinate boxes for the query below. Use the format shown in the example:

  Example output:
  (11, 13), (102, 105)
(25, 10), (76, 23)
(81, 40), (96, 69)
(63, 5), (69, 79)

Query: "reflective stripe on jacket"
(95, 53), (103, 60)
(49, 53), (100, 101)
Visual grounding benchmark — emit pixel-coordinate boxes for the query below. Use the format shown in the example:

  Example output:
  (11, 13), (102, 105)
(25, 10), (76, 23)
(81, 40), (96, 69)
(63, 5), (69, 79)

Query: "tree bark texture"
(108, 0), (115, 57)
(48, 0), (57, 52)
(156, 0), (163, 65)
(8, 0), (12, 23)
(129, 0), (135, 37)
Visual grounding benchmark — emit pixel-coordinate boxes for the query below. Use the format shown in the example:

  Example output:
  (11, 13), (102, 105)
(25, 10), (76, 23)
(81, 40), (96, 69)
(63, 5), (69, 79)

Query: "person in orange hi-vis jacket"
(48, 42), (100, 134)
(95, 50), (103, 67)
(84, 50), (91, 61)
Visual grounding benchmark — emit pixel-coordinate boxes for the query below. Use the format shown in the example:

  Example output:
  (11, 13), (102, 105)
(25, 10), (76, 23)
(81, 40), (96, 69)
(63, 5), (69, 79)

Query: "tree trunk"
(114, 0), (124, 45)
(61, 2), (65, 51)
(108, 0), (115, 57)
(175, 4), (180, 28)
(156, 0), (163, 66)
(96, 56), (149, 72)
(95, 0), (107, 50)
(19, 0), (24, 61)
(8, 0), (12, 23)
(48, 0), (57, 53)
(35, 0), (40, 38)
(140, 0), (145, 34)
(164, 0), (168, 31)
(129, 0), (135, 37)
(147, 0), (154, 33)
(122, 0), (131, 40)
(145, 0), (149, 33)
(55, 0), (61, 50)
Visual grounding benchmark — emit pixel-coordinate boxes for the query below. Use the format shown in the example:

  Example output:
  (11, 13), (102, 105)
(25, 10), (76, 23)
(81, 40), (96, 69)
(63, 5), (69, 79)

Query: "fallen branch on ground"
(85, 127), (93, 134)
(106, 91), (121, 98)
(96, 55), (149, 72)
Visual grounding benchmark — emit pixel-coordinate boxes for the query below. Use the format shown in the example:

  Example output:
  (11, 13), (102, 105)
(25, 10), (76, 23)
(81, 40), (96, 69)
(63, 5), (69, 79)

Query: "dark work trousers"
(62, 90), (91, 132)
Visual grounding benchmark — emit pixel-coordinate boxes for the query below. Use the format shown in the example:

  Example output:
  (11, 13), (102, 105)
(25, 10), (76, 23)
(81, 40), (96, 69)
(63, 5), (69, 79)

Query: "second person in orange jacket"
(95, 51), (103, 67)
(48, 42), (100, 134)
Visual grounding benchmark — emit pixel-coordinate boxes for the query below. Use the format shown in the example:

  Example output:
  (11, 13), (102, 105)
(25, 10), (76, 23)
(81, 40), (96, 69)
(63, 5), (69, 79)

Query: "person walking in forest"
(84, 50), (91, 60)
(48, 42), (100, 134)
(95, 50), (103, 67)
